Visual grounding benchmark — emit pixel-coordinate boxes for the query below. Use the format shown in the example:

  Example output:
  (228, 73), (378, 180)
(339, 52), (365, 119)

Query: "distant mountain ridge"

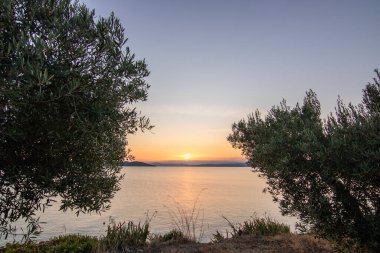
(152, 162), (248, 167)
(121, 161), (248, 167)
(195, 162), (248, 167)
(120, 161), (155, 167)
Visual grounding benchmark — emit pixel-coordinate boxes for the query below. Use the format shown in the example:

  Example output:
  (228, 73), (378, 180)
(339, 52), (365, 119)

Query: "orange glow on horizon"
(126, 124), (245, 162)
(127, 137), (244, 162)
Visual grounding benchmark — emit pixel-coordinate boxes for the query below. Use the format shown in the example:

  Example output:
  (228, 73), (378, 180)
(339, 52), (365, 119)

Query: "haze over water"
(1, 166), (297, 245)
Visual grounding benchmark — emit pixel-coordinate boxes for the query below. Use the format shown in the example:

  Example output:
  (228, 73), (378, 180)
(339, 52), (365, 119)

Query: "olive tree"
(0, 0), (151, 238)
(228, 71), (380, 251)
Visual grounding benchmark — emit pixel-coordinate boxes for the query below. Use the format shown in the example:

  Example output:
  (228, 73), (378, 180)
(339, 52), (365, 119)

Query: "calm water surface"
(2, 166), (298, 244)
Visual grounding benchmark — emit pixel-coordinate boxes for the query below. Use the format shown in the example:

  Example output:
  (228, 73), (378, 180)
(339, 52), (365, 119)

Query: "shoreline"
(0, 233), (334, 253)
(1, 215), (334, 253)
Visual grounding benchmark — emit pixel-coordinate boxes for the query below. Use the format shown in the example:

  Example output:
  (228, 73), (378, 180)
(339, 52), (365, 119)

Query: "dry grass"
(0, 233), (335, 253)
(145, 234), (334, 253)
(1, 209), (335, 253)
(164, 190), (206, 242)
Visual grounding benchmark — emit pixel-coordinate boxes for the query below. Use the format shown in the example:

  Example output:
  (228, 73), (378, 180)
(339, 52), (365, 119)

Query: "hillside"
(120, 161), (155, 167)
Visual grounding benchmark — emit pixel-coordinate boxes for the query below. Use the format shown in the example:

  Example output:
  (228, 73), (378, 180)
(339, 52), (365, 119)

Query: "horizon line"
(126, 159), (247, 164)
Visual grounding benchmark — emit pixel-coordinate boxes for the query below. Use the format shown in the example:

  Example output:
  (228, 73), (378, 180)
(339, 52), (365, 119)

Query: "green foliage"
(42, 235), (98, 253)
(0, 0), (151, 239)
(153, 229), (187, 244)
(149, 229), (188, 247)
(212, 214), (290, 243)
(1, 242), (40, 253)
(99, 219), (150, 251)
(1, 235), (98, 253)
(160, 229), (185, 242)
(228, 70), (380, 251)
(211, 230), (225, 243)
(223, 214), (290, 238)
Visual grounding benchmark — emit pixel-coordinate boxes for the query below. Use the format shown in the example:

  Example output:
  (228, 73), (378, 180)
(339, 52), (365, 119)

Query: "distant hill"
(120, 161), (155, 167)
(120, 161), (248, 167)
(152, 162), (248, 167)
(194, 163), (248, 167)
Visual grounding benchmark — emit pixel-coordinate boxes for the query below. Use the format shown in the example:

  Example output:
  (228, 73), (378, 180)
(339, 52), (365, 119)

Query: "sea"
(1, 166), (298, 245)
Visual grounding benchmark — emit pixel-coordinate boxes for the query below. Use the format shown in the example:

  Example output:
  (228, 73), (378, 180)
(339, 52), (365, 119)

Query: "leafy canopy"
(0, 0), (151, 238)
(228, 70), (380, 251)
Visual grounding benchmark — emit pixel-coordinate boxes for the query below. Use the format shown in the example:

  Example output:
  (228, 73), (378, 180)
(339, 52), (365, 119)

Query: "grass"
(1, 234), (98, 253)
(0, 218), (152, 253)
(98, 214), (155, 252)
(164, 189), (206, 242)
(0, 213), (296, 253)
(212, 213), (290, 242)
(149, 229), (189, 247)
(98, 220), (149, 251)
(157, 229), (186, 243)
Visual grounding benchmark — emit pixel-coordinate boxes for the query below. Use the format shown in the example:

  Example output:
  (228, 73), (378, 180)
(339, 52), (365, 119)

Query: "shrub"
(43, 235), (98, 253)
(160, 229), (186, 242)
(1, 242), (40, 253)
(149, 229), (189, 247)
(1, 234), (98, 253)
(223, 214), (290, 238)
(99, 219), (150, 251)
(211, 230), (225, 243)
(228, 70), (380, 251)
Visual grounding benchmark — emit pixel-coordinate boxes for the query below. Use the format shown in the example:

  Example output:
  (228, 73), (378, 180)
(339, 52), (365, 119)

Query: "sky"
(81, 0), (380, 162)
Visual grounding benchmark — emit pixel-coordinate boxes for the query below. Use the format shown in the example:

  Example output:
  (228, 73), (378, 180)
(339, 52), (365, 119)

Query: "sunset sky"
(81, 0), (380, 162)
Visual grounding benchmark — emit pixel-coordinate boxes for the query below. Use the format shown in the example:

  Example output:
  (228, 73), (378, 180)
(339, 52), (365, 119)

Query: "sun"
(183, 153), (192, 160)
